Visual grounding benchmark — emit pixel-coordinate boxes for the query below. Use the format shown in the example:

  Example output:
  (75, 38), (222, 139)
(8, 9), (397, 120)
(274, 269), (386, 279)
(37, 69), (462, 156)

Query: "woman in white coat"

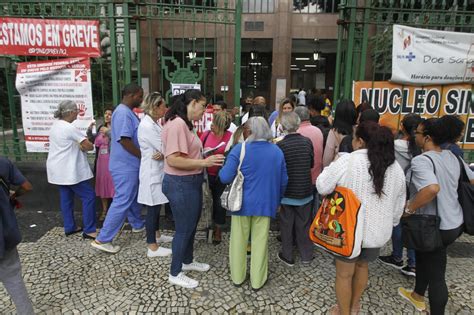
(138, 92), (173, 258)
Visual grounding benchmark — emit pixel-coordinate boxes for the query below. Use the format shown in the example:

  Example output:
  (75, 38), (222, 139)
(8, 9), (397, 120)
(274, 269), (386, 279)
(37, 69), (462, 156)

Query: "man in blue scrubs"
(92, 83), (144, 253)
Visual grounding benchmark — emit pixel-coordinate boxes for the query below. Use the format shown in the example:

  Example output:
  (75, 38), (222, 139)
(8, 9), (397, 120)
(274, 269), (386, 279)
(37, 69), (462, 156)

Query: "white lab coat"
(137, 115), (168, 206)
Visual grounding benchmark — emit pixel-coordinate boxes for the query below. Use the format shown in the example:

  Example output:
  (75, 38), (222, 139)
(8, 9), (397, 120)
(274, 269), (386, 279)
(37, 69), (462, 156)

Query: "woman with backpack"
(379, 114), (423, 277)
(398, 118), (474, 314)
(316, 122), (406, 315)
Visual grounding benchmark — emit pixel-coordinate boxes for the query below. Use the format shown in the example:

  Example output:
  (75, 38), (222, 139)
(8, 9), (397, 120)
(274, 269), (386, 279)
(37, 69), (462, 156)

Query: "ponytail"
(356, 122), (395, 197)
(165, 89), (205, 131)
(401, 113), (423, 158)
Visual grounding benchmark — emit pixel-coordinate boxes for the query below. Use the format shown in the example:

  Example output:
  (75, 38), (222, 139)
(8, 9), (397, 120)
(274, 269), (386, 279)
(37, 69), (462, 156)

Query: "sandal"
(329, 304), (340, 315)
(65, 228), (83, 236)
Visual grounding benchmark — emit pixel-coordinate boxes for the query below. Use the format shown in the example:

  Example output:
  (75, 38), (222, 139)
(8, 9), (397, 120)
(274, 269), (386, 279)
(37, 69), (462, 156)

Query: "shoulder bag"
(401, 155), (443, 252)
(0, 176), (22, 259)
(454, 155), (474, 235)
(221, 142), (246, 212)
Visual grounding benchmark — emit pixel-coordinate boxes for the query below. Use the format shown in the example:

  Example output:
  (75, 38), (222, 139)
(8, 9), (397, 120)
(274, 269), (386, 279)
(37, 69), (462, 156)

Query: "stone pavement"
(1, 228), (473, 314)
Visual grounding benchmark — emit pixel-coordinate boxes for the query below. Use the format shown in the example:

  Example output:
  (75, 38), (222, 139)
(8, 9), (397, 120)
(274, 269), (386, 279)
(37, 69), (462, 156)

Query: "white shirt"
(137, 115), (169, 206)
(241, 112), (249, 124)
(316, 150), (406, 248)
(298, 90), (306, 105)
(47, 120), (93, 185)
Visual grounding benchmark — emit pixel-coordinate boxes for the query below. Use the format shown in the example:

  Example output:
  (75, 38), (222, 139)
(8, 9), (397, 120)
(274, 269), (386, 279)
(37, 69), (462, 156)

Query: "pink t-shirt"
(297, 121), (324, 184)
(200, 130), (233, 176)
(162, 117), (203, 176)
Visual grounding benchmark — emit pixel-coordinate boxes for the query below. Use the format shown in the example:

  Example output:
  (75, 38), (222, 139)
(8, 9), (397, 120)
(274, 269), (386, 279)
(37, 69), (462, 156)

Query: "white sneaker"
(182, 261), (210, 272)
(168, 272), (199, 289)
(156, 235), (174, 243)
(91, 241), (120, 254)
(147, 246), (172, 258)
(132, 226), (145, 233)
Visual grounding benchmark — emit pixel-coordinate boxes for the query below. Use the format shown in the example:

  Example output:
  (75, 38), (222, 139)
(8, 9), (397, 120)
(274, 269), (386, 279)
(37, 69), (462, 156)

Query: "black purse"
(401, 155), (443, 252)
(454, 155), (474, 235)
(0, 176), (22, 259)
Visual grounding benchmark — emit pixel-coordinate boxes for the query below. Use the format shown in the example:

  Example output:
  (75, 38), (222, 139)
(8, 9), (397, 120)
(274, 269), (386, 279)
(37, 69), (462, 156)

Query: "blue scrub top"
(109, 104), (141, 173)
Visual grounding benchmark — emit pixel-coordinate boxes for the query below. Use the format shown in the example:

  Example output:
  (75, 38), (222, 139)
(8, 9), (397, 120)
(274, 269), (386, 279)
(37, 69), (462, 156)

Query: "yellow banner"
(352, 81), (473, 149)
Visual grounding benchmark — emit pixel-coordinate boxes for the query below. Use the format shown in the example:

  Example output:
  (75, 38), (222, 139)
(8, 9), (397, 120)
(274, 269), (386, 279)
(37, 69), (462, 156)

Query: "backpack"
(455, 155), (474, 235)
(0, 176), (22, 259)
(309, 186), (363, 259)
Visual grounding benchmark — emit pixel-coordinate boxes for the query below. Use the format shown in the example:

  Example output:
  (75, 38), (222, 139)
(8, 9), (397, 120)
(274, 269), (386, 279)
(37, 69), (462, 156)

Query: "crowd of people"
(1, 83), (473, 315)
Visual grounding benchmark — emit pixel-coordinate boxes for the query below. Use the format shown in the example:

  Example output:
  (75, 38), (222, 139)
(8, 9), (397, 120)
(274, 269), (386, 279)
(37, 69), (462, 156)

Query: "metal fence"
(333, 0), (474, 161)
(0, 0), (241, 161)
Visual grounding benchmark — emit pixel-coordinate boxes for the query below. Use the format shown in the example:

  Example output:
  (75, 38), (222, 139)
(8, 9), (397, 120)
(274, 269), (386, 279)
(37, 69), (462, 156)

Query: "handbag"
(220, 141), (245, 212)
(309, 155), (364, 259)
(0, 176), (22, 259)
(454, 155), (474, 235)
(401, 155), (443, 252)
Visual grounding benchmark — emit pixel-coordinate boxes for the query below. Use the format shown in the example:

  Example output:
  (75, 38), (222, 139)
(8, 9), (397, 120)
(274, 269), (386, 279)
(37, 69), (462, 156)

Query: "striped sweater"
(277, 133), (314, 199)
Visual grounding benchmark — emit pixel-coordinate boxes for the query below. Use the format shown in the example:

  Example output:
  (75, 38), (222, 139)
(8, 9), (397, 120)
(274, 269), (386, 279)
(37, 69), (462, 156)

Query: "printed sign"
(171, 83), (201, 96)
(0, 17), (100, 57)
(391, 24), (474, 84)
(352, 81), (474, 149)
(16, 58), (94, 152)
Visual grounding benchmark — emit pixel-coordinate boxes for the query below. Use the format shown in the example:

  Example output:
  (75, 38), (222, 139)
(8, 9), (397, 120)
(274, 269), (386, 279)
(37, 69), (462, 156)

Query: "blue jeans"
(392, 223), (416, 267)
(146, 205), (162, 244)
(58, 180), (96, 234)
(97, 171), (144, 243)
(162, 173), (203, 276)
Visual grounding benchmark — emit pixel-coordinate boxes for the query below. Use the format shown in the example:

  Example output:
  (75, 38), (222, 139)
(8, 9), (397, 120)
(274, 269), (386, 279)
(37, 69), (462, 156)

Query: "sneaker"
(398, 287), (426, 312)
(168, 272), (198, 289)
(182, 261), (210, 272)
(132, 226), (145, 233)
(156, 235), (174, 243)
(301, 257), (314, 265)
(378, 255), (403, 269)
(401, 265), (416, 277)
(91, 240), (120, 254)
(147, 246), (172, 258)
(277, 252), (295, 267)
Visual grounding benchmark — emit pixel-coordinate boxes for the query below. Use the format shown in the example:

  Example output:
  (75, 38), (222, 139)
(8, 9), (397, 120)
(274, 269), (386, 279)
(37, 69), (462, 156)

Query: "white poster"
(171, 83), (201, 96)
(392, 24), (474, 85)
(16, 57), (94, 152)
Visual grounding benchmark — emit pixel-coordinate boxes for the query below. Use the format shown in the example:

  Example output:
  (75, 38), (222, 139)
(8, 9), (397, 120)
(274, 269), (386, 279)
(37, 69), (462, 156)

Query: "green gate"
(0, 0), (241, 161)
(333, 0), (474, 160)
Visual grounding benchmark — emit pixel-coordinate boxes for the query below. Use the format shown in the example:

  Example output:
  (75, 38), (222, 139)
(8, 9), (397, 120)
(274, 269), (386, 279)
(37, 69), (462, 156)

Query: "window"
(243, 0), (276, 13)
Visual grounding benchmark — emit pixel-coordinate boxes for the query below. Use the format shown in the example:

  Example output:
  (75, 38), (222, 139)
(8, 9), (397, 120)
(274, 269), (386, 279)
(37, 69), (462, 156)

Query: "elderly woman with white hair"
(219, 117), (288, 290)
(276, 112), (314, 266)
(46, 100), (97, 239)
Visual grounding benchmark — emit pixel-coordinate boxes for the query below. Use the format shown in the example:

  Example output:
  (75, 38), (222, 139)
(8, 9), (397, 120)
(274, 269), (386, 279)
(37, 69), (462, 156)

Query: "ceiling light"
(188, 50), (196, 59)
(301, 69), (307, 72)
(291, 64), (297, 67)
(305, 65), (317, 68)
(251, 50), (257, 60)
(295, 57), (310, 61)
(291, 68), (300, 71)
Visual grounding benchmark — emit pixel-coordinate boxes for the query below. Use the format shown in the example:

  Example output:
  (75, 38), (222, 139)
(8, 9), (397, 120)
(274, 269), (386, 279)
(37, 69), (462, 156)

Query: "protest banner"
(0, 17), (100, 57)
(352, 81), (474, 149)
(391, 24), (474, 85)
(16, 57), (94, 152)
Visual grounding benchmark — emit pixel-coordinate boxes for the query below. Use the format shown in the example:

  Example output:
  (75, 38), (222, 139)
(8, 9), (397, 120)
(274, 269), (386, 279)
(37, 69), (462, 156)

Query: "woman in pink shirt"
(162, 89), (225, 289)
(200, 111), (233, 244)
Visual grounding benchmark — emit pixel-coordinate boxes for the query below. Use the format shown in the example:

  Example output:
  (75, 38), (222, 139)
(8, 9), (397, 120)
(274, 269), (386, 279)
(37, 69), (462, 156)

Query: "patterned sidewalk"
(1, 228), (473, 314)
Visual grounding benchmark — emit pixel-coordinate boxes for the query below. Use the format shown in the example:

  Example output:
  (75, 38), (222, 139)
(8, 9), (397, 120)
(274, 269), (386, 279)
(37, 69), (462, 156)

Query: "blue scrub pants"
(162, 173), (203, 276)
(58, 180), (96, 234)
(96, 171), (144, 243)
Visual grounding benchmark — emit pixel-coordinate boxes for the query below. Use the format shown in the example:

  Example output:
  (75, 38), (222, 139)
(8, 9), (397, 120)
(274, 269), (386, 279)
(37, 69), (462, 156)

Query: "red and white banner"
(0, 17), (100, 57)
(16, 58), (94, 152)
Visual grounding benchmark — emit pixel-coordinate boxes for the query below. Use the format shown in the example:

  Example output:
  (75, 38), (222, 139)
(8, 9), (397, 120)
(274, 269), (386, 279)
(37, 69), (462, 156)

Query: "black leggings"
(414, 225), (463, 315)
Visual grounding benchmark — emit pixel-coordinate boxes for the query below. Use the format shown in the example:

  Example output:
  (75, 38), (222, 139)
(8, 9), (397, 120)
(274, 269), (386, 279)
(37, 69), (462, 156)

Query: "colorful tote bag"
(309, 186), (363, 259)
